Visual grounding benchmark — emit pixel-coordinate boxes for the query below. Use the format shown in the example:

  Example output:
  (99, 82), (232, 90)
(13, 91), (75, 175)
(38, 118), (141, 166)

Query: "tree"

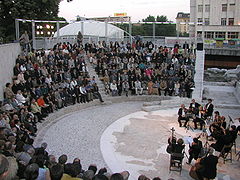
(156, 15), (168, 22)
(0, 0), (63, 43)
(142, 15), (155, 22)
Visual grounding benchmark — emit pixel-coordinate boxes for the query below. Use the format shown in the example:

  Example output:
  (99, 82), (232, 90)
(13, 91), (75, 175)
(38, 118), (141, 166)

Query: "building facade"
(176, 12), (190, 35)
(88, 16), (131, 23)
(190, 0), (240, 41)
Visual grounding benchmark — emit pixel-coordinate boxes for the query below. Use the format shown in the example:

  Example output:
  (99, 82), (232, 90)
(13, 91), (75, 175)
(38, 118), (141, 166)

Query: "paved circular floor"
(36, 101), (240, 180)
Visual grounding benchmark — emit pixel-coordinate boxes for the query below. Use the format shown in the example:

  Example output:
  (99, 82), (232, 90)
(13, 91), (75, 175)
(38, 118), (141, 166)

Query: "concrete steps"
(84, 55), (109, 98)
(141, 97), (191, 112)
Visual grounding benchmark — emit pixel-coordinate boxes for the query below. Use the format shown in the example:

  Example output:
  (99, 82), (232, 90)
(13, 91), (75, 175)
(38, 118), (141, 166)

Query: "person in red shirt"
(37, 96), (51, 114)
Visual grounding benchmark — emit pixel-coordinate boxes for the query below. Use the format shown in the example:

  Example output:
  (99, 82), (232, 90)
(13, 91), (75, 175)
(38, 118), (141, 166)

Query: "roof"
(176, 12), (190, 19)
(54, 20), (124, 38)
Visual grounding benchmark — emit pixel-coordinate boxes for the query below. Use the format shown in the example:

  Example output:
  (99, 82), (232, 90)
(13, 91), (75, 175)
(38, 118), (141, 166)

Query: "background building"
(88, 13), (131, 23)
(176, 12), (190, 35)
(190, 0), (240, 41)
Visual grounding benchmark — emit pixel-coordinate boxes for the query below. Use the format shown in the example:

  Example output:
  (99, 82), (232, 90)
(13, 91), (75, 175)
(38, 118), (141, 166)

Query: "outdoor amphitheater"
(0, 8), (240, 180)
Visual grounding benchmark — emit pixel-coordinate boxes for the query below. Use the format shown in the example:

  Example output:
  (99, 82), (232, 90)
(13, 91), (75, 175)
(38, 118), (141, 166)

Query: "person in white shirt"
(16, 90), (28, 105)
(45, 75), (52, 85)
(135, 80), (143, 95)
(110, 81), (118, 96)
(70, 79), (77, 90)
(79, 85), (87, 103)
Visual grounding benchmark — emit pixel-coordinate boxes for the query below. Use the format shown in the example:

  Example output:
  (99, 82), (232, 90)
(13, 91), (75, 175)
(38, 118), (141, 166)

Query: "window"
(198, 5), (203, 12)
(205, 5), (210, 12)
(204, 32), (214, 39)
(197, 18), (203, 25)
(229, 4), (235, 11)
(215, 32), (226, 39)
(229, 18), (234, 25)
(221, 18), (227, 25)
(205, 18), (210, 25)
(222, 4), (227, 12)
(228, 32), (239, 39)
(197, 31), (202, 37)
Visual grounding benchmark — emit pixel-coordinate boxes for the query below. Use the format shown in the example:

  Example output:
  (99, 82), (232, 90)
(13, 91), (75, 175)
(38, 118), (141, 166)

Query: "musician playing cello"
(195, 147), (218, 180)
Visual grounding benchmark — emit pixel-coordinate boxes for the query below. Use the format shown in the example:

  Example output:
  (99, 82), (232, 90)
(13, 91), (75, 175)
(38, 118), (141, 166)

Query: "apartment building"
(190, 0), (240, 41)
(176, 12), (190, 35)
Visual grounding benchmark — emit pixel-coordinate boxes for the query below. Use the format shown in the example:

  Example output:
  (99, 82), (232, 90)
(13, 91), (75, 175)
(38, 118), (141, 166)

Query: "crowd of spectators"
(86, 41), (195, 98)
(0, 42), (108, 179)
(0, 40), (195, 180)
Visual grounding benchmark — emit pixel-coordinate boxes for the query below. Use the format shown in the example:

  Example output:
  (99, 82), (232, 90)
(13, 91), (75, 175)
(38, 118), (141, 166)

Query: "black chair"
(219, 143), (233, 164)
(169, 153), (184, 174)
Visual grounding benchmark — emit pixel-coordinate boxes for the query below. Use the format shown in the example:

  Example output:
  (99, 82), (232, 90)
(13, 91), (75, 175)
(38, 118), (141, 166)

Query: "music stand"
(185, 113), (194, 132)
(228, 115), (234, 127)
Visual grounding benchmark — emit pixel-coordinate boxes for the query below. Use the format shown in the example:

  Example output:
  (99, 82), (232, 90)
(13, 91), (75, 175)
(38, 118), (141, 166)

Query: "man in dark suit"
(204, 99), (214, 119)
(189, 99), (201, 116)
(178, 104), (189, 127)
(196, 147), (218, 180)
(187, 138), (203, 164)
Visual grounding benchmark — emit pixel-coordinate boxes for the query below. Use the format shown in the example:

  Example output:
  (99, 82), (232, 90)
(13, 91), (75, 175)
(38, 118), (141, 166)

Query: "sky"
(58, 0), (190, 22)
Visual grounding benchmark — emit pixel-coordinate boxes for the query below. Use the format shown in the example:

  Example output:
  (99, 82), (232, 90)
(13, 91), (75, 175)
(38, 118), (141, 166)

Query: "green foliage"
(115, 14), (176, 37)
(156, 15), (168, 22)
(142, 15), (156, 22)
(179, 32), (189, 37)
(0, 0), (63, 43)
(142, 15), (168, 22)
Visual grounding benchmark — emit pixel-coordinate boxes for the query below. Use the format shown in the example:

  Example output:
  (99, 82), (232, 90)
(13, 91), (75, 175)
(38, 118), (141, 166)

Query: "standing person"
(187, 138), (203, 164)
(204, 99), (214, 119)
(122, 81), (129, 97)
(92, 83), (104, 103)
(19, 31), (30, 52)
(173, 41), (180, 54)
(196, 148), (218, 180)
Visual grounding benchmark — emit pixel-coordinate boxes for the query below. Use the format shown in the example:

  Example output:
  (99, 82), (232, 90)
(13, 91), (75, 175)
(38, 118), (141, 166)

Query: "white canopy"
(54, 20), (124, 39)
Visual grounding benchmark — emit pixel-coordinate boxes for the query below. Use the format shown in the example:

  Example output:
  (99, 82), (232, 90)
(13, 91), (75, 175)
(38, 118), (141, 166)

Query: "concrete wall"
(205, 48), (240, 56)
(0, 43), (21, 100)
(192, 50), (205, 101)
(234, 81), (240, 104)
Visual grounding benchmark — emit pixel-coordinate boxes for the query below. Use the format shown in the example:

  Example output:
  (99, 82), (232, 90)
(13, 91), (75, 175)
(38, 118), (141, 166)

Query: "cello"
(189, 148), (210, 180)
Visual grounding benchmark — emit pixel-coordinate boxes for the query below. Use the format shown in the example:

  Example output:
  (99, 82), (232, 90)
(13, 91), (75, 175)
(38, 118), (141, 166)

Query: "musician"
(209, 111), (226, 139)
(193, 115), (205, 130)
(214, 111), (226, 129)
(204, 99), (214, 119)
(189, 99), (200, 116)
(178, 104), (189, 127)
(211, 129), (233, 152)
(187, 138), (202, 164)
(196, 147), (218, 180)
(171, 138), (185, 163)
(199, 105), (205, 119)
(229, 125), (238, 143)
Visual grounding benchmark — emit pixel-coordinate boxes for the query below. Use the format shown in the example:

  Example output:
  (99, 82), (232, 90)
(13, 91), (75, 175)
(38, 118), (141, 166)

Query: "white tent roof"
(54, 20), (124, 38)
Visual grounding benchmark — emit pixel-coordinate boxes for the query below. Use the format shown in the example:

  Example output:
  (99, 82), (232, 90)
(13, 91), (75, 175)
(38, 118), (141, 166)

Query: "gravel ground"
(35, 101), (143, 170)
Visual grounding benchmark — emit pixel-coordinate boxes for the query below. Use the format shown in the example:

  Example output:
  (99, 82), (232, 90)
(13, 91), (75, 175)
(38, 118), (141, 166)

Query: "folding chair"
(169, 153), (184, 174)
(219, 143), (233, 164)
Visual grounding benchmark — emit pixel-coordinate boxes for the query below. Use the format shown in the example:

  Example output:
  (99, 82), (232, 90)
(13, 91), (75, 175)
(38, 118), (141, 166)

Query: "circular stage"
(35, 101), (240, 180)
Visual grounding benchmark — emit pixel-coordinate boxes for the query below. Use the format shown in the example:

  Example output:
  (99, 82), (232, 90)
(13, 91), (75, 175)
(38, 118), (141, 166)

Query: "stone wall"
(0, 43), (21, 100)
